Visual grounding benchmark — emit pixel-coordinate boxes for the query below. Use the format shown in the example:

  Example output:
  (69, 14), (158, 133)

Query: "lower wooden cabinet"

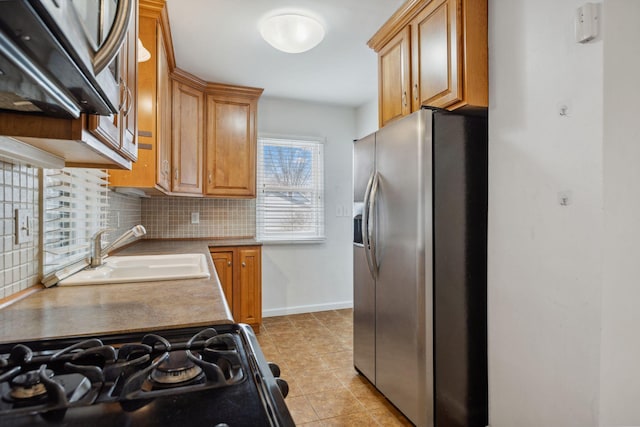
(210, 246), (262, 329)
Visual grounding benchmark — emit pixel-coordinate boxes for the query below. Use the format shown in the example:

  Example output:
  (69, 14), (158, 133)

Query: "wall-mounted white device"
(575, 3), (599, 43)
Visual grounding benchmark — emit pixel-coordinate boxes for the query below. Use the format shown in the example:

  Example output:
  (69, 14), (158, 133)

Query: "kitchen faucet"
(91, 225), (146, 268)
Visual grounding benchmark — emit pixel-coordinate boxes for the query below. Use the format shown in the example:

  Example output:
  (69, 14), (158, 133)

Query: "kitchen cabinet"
(210, 246), (262, 329)
(109, 0), (174, 193)
(156, 27), (172, 192)
(205, 87), (261, 198)
(378, 28), (411, 128)
(172, 80), (204, 194)
(87, 7), (138, 162)
(211, 250), (234, 309)
(369, 0), (487, 126)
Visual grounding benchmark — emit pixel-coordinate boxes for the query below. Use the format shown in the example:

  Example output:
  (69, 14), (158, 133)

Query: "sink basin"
(58, 253), (211, 286)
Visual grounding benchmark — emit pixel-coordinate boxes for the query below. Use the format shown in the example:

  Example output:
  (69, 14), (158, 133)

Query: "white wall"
(355, 98), (378, 139)
(257, 97), (357, 315)
(600, 0), (640, 423)
(488, 1), (604, 426)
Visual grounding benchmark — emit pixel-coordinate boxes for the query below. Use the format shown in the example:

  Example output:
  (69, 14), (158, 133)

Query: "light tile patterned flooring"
(256, 309), (413, 426)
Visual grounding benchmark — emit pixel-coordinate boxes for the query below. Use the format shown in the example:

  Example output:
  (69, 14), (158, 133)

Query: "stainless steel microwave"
(0, 0), (133, 118)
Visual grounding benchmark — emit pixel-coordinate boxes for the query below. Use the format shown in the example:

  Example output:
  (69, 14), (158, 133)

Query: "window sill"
(259, 237), (327, 245)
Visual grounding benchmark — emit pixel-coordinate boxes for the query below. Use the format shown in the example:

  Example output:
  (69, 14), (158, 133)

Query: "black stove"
(0, 324), (294, 426)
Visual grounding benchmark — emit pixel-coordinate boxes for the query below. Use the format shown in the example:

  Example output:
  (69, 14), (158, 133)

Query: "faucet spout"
(91, 225), (147, 268)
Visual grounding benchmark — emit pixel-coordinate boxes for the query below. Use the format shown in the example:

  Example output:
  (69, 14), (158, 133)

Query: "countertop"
(0, 239), (260, 345)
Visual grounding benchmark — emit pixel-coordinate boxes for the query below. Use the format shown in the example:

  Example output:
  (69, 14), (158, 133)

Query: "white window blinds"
(43, 168), (109, 275)
(257, 136), (325, 242)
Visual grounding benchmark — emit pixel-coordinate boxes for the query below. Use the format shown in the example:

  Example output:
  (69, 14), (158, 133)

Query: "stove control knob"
(267, 362), (281, 378)
(275, 378), (289, 398)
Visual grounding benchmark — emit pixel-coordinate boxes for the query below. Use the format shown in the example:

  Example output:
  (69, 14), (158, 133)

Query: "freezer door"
(353, 245), (376, 381)
(374, 110), (433, 427)
(353, 133), (376, 382)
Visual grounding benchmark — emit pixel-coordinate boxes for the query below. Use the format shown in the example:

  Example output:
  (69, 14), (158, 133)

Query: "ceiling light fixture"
(259, 14), (325, 54)
(137, 39), (151, 62)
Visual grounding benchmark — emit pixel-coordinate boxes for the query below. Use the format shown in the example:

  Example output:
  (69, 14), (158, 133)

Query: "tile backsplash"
(0, 161), (255, 300)
(107, 191), (143, 243)
(0, 161), (39, 299)
(142, 197), (256, 239)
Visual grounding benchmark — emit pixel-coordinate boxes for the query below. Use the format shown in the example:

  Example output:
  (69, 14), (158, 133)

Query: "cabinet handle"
(227, 261), (231, 267)
(208, 172), (212, 184)
(402, 91), (407, 108)
(174, 168), (178, 180)
(242, 262), (246, 267)
(118, 78), (126, 111)
(123, 85), (133, 117)
(413, 84), (418, 101)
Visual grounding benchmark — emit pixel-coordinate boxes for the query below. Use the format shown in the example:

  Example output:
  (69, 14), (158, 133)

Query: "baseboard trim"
(263, 301), (353, 317)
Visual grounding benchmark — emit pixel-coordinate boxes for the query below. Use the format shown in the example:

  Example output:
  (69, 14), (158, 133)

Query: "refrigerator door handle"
(368, 172), (380, 276)
(362, 171), (377, 279)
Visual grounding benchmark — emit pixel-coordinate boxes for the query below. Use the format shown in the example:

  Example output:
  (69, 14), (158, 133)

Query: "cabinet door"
(172, 81), (204, 194)
(119, 11), (138, 161)
(205, 96), (256, 197)
(87, 13), (138, 160)
(378, 27), (411, 127)
(211, 250), (234, 309)
(156, 25), (172, 191)
(236, 247), (262, 327)
(411, 0), (462, 109)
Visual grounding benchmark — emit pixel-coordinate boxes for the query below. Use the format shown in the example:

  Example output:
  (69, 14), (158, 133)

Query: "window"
(257, 136), (325, 242)
(42, 168), (108, 275)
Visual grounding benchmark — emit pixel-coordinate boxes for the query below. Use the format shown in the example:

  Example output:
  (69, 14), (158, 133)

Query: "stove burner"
(9, 369), (53, 400)
(0, 325), (294, 426)
(149, 351), (204, 386)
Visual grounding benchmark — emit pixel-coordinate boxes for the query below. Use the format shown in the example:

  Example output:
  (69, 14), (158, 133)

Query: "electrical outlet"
(191, 212), (200, 224)
(15, 209), (33, 244)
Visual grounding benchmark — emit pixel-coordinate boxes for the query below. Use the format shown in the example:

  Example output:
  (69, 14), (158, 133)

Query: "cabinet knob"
(242, 262), (246, 267)
(228, 261), (231, 267)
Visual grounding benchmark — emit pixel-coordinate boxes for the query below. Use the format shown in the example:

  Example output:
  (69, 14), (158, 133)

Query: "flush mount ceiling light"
(259, 14), (325, 54)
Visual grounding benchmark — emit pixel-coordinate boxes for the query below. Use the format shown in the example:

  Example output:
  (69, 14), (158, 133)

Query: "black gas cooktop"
(0, 324), (294, 426)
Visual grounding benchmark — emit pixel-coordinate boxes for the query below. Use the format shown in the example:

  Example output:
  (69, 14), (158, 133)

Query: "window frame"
(256, 135), (326, 244)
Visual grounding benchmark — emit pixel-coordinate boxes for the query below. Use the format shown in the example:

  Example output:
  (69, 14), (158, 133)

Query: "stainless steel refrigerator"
(353, 108), (488, 427)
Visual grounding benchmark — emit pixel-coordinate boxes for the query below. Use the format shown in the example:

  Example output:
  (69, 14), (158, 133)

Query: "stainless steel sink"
(58, 253), (211, 286)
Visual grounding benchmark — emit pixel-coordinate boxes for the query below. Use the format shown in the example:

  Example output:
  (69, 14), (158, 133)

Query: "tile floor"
(256, 309), (413, 426)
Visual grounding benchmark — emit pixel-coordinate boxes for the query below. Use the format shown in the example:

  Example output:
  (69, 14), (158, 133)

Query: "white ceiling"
(165, 0), (405, 107)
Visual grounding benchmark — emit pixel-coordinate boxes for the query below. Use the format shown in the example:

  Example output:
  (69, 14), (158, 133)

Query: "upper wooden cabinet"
(205, 86), (261, 198)
(378, 27), (411, 128)
(111, 0), (263, 198)
(109, 0), (175, 193)
(156, 25), (172, 192)
(172, 80), (204, 194)
(369, 0), (487, 126)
